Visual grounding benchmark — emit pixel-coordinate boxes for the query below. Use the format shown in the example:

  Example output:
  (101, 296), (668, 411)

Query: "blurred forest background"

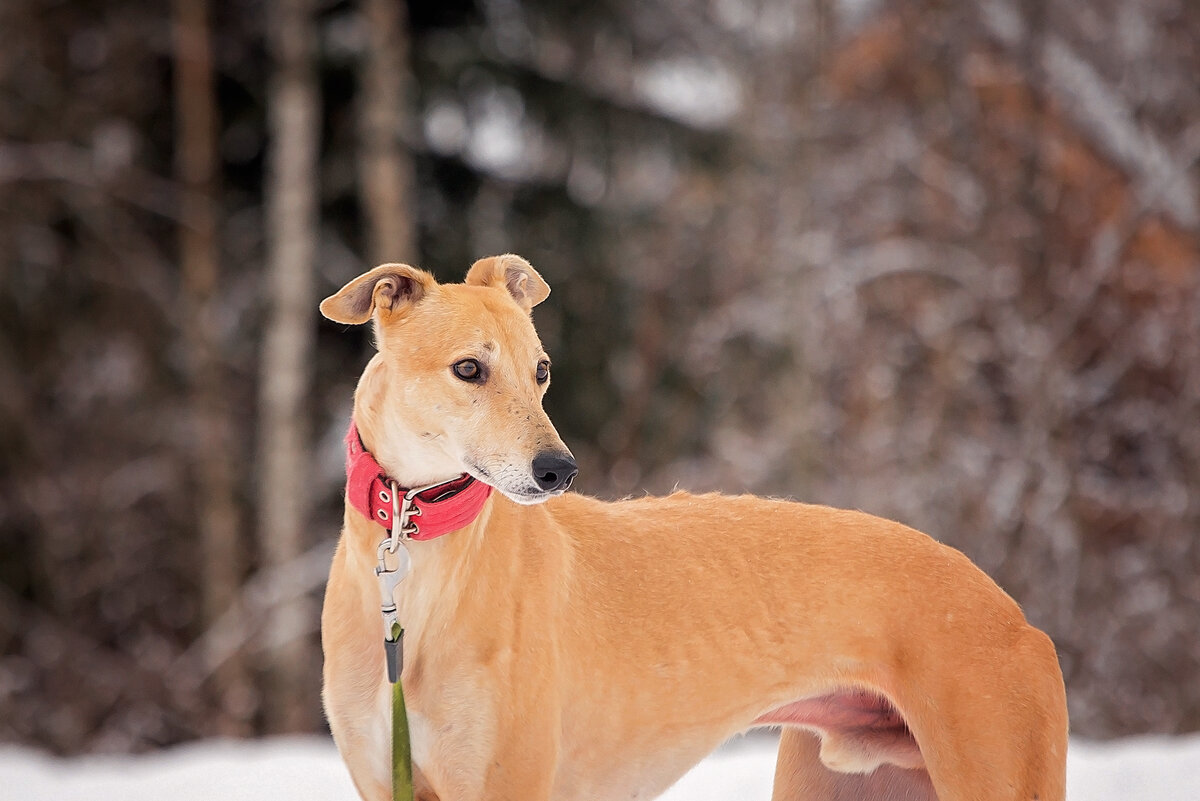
(2, 0), (1199, 755)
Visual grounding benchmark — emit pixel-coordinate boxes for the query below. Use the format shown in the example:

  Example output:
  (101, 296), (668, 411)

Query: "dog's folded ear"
(319, 263), (436, 325)
(465, 254), (550, 312)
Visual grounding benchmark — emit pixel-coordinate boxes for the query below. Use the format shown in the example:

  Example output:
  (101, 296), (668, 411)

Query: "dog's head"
(321, 254), (577, 505)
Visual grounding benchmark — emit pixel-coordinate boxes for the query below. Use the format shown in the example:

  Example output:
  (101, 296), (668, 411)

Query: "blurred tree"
(357, 0), (417, 265)
(172, 0), (251, 737)
(258, 0), (320, 733)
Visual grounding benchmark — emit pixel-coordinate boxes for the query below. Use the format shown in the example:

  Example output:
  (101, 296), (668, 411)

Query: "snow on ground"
(2, 733), (1199, 800)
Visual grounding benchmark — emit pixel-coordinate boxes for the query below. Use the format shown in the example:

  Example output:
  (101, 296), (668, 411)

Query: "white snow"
(2, 733), (1199, 800)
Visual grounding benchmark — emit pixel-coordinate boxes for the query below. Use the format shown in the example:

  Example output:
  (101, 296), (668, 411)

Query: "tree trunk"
(173, 0), (251, 736)
(259, 0), (320, 733)
(357, 0), (416, 265)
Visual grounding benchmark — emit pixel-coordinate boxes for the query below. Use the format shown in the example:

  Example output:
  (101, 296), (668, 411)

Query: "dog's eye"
(453, 359), (485, 382)
(535, 360), (550, 384)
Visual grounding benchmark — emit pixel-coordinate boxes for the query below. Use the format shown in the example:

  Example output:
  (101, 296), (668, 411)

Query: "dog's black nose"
(531, 452), (578, 492)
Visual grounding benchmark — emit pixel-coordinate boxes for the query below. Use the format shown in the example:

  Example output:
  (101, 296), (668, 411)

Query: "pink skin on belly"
(753, 689), (908, 731)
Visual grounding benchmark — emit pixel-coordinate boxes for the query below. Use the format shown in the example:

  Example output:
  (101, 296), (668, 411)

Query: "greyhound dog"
(319, 254), (1068, 801)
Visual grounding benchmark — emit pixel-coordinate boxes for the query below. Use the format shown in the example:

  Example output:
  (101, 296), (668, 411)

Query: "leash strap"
(389, 622), (414, 801)
(377, 538), (413, 801)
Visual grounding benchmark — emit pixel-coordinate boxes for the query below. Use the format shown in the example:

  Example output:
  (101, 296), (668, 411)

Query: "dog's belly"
(754, 689), (924, 774)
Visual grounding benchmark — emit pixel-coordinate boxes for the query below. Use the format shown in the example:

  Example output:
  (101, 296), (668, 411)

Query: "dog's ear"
(465, 254), (550, 312)
(319, 264), (436, 324)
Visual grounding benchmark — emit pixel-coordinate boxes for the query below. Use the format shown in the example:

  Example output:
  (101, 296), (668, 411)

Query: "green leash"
(387, 622), (414, 801)
(378, 532), (414, 801)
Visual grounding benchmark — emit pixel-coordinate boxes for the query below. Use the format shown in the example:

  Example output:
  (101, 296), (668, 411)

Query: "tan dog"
(319, 255), (1068, 801)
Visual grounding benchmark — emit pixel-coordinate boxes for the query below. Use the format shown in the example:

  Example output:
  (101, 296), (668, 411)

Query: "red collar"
(344, 421), (493, 540)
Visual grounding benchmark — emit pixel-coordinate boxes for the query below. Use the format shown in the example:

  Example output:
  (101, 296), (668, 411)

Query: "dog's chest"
(551, 741), (710, 801)
(401, 678), (705, 801)
(548, 714), (721, 801)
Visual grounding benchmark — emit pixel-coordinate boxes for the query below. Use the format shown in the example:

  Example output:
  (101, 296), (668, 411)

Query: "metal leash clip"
(376, 534), (412, 683)
(375, 479), (443, 681)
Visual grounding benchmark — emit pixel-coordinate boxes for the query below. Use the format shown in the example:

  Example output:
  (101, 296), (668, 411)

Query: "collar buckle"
(384, 479), (440, 552)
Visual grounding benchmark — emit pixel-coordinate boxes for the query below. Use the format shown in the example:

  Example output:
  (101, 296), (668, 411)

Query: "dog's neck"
(352, 355), (468, 489)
